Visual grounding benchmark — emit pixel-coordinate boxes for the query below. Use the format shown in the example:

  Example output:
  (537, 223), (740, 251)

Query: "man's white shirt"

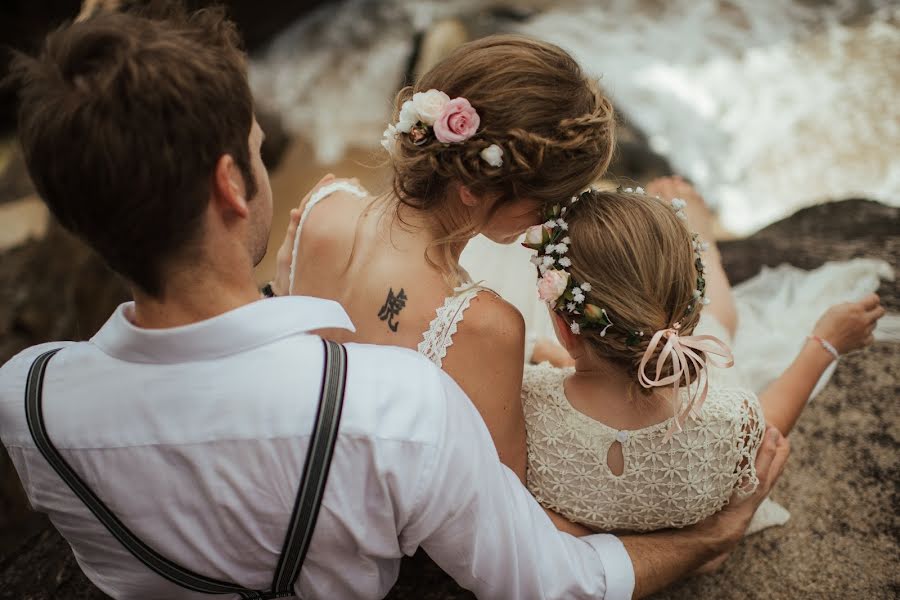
(0, 296), (634, 599)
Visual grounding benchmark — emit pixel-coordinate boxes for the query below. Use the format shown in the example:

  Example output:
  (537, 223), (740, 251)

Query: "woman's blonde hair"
(387, 34), (616, 280)
(562, 190), (704, 396)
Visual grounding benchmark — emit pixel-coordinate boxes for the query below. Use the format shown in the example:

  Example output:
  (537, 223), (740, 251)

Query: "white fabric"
(0, 297), (634, 600)
(288, 180), (368, 294)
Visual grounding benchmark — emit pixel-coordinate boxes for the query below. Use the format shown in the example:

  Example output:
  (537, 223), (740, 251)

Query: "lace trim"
(418, 283), (492, 368)
(288, 180), (368, 294)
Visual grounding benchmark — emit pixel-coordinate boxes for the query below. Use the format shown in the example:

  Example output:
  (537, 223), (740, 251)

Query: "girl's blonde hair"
(388, 34), (616, 280)
(562, 190), (704, 396)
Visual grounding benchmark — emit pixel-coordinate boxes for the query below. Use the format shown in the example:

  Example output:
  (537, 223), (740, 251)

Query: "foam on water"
(251, 0), (900, 233)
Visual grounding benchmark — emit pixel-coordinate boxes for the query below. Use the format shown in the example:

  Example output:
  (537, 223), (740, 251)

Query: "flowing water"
(250, 0), (900, 234)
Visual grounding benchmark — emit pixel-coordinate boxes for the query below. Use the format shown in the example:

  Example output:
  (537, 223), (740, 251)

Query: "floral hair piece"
(381, 88), (503, 168)
(523, 187), (710, 343)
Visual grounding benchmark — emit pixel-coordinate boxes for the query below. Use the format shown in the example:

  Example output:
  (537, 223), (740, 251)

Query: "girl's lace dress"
(523, 317), (765, 532)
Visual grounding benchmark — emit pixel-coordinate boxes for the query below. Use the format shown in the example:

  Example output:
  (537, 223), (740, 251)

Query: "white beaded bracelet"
(808, 335), (840, 361)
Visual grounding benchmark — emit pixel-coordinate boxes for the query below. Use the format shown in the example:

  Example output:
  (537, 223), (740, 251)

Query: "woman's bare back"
(279, 181), (528, 478)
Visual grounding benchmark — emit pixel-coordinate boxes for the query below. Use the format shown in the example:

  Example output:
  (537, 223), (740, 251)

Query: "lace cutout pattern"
(523, 363), (765, 532)
(418, 284), (494, 368)
(288, 180), (368, 294)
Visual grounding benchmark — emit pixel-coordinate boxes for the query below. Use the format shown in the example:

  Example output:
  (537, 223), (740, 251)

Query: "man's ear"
(212, 154), (249, 218)
(459, 185), (481, 207)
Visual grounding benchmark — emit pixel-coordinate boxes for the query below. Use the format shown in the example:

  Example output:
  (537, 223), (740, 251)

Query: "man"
(0, 5), (789, 599)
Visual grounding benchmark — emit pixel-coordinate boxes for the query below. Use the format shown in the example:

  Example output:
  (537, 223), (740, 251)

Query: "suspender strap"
(24, 340), (348, 599)
(270, 339), (347, 594)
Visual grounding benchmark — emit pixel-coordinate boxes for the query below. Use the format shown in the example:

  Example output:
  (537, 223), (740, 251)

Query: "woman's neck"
(386, 196), (472, 277)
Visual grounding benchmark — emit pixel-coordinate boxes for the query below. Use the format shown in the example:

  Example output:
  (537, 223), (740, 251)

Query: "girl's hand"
(812, 293), (885, 355)
(272, 174), (336, 296)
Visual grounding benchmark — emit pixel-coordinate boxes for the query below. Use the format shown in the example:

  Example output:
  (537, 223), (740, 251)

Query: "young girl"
(272, 34), (615, 486)
(521, 184), (884, 532)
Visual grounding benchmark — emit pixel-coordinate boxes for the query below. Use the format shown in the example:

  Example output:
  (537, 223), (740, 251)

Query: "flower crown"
(523, 187), (710, 343)
(381, 88), (504, 167)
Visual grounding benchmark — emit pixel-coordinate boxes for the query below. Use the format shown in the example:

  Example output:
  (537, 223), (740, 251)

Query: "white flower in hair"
(702, 297), (711, 305)
(544, 220), (557, 229)
(555, 243), (569, 254)
(635, 187), (645, 194)
(411, 89), (450, 126)
(562, 236), (571, 244)
(580, 282), (592, 292)
(530, 255), (542, 266)
(567, 302), (577, 312)
(693, 289), (702, 298)
(573, 290), (585, 304)
(480, 144), (504, 167)
(381, 124), (398, 154)
(559, 257), (572, 267)
(544, 245), (554, 254)
(675, 210), (688, 221)
(570, 322), (581, 335)
(557, 219), (569, 231)
(671, 198), (687, 211)
(542, 256), (555, 267)
(397, 100), (420, 133)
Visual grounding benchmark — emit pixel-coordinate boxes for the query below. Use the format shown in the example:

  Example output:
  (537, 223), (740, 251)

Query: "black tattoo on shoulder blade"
(377, 287), (408, 333)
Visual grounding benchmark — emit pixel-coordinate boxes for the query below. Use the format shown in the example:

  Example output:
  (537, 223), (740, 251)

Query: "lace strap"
(417, 284), (495, 368)
(288, 181), (368, 294)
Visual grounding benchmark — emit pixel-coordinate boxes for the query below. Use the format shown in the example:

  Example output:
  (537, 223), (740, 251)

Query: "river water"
(250, 0), (900, 234)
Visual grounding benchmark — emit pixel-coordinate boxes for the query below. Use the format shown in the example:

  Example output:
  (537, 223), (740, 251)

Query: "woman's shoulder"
(451, 289), (525, 352)
(298, 188), (370, 252)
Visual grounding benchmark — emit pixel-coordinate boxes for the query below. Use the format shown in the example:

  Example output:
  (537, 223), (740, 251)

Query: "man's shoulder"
(0, 341), (80, 387)
(343, 342), (451, 402)
(339, 343), (467, 441)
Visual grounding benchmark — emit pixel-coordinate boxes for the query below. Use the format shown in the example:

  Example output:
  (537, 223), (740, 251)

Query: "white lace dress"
(288, 181), (493, 368)
(523, 316), (766, 533)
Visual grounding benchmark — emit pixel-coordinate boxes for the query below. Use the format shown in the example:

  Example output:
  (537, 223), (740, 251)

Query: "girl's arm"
(759, 293), (884, 435)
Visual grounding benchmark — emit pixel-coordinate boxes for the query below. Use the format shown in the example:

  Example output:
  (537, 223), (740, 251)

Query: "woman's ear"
(459, 185), (481, 207)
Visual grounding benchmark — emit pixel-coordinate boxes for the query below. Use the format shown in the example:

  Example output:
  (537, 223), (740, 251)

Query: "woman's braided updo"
(386, 35), (616, 276)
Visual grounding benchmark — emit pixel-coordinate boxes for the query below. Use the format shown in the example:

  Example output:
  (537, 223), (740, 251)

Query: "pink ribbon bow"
(637, 327), (735, 441)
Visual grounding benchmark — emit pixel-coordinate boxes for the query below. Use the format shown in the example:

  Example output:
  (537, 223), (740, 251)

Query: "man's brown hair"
(9, 3), (256, 296)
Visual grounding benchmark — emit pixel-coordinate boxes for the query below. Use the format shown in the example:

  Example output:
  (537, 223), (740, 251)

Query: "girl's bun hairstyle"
(563, 190), (705, 396)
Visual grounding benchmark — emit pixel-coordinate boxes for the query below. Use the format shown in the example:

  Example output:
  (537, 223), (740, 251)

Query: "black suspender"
(24, 339), (348, 599)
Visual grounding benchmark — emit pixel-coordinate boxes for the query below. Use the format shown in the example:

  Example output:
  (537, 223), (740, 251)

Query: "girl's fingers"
(859, 293), (880, 310)
(866, 305), (886, 323)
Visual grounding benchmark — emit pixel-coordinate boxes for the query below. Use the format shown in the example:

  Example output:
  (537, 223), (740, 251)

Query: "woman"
(270, 34), (614, 494)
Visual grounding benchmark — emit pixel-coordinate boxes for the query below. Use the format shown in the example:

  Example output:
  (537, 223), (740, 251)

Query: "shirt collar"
(91, 296), (355, 364)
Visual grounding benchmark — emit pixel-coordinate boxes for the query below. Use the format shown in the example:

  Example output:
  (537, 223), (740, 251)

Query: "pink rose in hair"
(537, 269), (569, 303)
(433, 98), (480, 143)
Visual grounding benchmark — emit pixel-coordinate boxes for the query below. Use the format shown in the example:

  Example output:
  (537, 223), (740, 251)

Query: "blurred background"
(0, 1), (898, 598)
